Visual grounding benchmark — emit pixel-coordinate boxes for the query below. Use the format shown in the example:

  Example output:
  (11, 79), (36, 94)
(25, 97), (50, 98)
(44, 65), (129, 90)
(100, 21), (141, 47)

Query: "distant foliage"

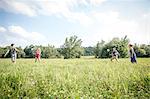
(24, 45), (35, 58)
(94, 36), (130, 58)
(134, 44), (150, 57)
(60, 35), (84, 59)
(93, 36), (150, 58)
(144, 45), (150, 57)
(24, 45), (61, 58)
(41, 45), (61, 58)
(0, 47), (8, 58)
(0, 46), (25, 58)
(94, 40), (105, 58)
(83, 47), (95, 56)
(17, 46), (26, 58)
(0, 35), (150, 58)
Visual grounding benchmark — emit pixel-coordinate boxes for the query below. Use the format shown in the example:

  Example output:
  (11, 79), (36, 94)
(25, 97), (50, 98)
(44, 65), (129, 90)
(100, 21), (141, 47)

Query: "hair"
(129, 44), (133, 47)
(37, 48), (41, 51)
(11, 44), (14, 46)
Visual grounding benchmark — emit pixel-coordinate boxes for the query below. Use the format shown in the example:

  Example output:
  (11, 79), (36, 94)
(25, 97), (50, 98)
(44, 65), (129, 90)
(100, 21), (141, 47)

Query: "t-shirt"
(10, 48), (16, 54)
(36, 50), (41, 55)
(130, 47), (135, 57)
(112, 50), (118, 56)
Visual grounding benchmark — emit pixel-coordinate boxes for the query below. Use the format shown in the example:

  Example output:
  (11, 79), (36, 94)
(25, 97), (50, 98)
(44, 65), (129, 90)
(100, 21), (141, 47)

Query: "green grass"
(0, 58), (150, 98)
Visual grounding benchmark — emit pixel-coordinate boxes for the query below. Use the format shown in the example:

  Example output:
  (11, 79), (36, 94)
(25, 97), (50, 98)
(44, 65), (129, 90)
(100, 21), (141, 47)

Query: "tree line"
(0, 35), (150, 59)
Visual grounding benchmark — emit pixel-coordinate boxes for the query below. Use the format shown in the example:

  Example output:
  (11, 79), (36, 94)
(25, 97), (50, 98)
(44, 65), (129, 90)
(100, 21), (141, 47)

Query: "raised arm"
(15, 48), (20, 52)
(4, 50), (10, 57)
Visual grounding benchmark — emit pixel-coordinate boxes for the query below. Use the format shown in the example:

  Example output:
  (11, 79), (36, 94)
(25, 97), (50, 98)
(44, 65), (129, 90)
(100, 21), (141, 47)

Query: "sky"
(0, 0), (150, 47)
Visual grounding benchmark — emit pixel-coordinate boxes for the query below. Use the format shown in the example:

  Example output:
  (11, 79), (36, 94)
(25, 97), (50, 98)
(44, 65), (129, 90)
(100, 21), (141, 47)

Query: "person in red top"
(35, 48), (41, 62)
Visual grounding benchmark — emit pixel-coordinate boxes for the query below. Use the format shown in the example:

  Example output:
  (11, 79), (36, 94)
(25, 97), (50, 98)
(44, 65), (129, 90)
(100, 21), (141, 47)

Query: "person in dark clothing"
(129, 44), (137, 63)
(111, 47), (119, 62)
(4, 44), (19, 63)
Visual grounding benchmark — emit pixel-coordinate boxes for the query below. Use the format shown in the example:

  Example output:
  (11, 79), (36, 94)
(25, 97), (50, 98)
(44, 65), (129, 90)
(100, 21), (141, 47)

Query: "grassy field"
(0, 58), (149, 98)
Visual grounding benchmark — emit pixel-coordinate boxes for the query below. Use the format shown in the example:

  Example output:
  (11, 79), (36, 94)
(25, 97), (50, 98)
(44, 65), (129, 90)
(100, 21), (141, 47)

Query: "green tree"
(41, 45), (61, 58)
(24, 45), (35, 58)
(83, 47), (95, 56)
(144, 45), (150, 57)
(16, 46), (25, 58)
(134, 44), (147, 57)
(0, 47), (8, 58)
(137, 48), (146, 57)
(61, 35), (83, 59)
(0, 46), (25, 58)
(100, 36), (129, 58)
(94, 40), (105, 58)
(118, 35), (129, 58)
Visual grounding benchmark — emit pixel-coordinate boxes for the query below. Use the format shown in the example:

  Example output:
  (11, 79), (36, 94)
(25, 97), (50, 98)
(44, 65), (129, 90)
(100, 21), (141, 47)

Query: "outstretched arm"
(15, 48), (20, 52)
(4, 50), (9, 57)
(117, 51), (120, 56)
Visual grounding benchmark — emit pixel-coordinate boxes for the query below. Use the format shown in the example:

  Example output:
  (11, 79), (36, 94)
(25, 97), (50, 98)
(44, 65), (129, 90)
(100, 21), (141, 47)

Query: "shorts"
(35, 54), (40, 59)
(112, 54), (118, 58)
(11, 53), (16, 62)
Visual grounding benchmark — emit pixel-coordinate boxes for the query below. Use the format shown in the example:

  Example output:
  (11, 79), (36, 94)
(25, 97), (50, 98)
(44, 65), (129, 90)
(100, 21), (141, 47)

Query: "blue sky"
(0, 0), (150, 47)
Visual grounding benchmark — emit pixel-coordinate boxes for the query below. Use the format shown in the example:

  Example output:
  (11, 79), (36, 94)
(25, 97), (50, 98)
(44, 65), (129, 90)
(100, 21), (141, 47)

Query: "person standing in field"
(35, 48), (41, 62)
(129, 44), (137, 63)
(111, 47), (119, 62)
(4, 44), (19, 63)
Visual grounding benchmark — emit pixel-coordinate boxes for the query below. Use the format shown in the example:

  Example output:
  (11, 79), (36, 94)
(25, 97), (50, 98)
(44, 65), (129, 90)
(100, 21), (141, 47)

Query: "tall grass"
(0, 58), (149, 98)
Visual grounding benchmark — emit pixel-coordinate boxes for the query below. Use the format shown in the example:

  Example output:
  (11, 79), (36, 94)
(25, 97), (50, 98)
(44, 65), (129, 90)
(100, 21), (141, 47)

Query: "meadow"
(0, 58), (149, 98)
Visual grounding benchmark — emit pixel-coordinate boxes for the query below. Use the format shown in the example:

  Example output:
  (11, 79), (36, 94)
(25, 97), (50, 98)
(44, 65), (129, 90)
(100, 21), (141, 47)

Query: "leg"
(35, 57), (37, 62)
(131, 57), (134, 63)
(111, 56), (115, 61)
(14, 54), (16, 63)
(115, 55), (118, 62)
(11, 54), (16, 63)
(111, 57), (113, 61)
(38, 56), (41, 62)
(11, 56), (14, 63)
(133, 55), (137, 63)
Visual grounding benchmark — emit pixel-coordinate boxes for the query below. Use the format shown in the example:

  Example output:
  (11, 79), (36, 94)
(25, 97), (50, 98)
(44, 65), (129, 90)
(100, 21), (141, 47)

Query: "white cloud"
(0, 0), (149, 46)
(92, 11), (119, 25)
(38, 0), (94, 26)
(81, 11), (150, 46)
(0, 26), (6, 32)
(0, 0), (37, 17)
(136, 13), (150, 44)
(0, 0), (106, 26)
(8, 26), (45, 41)
(0, 25), (47, 46)
(89, 0), (107, 6)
